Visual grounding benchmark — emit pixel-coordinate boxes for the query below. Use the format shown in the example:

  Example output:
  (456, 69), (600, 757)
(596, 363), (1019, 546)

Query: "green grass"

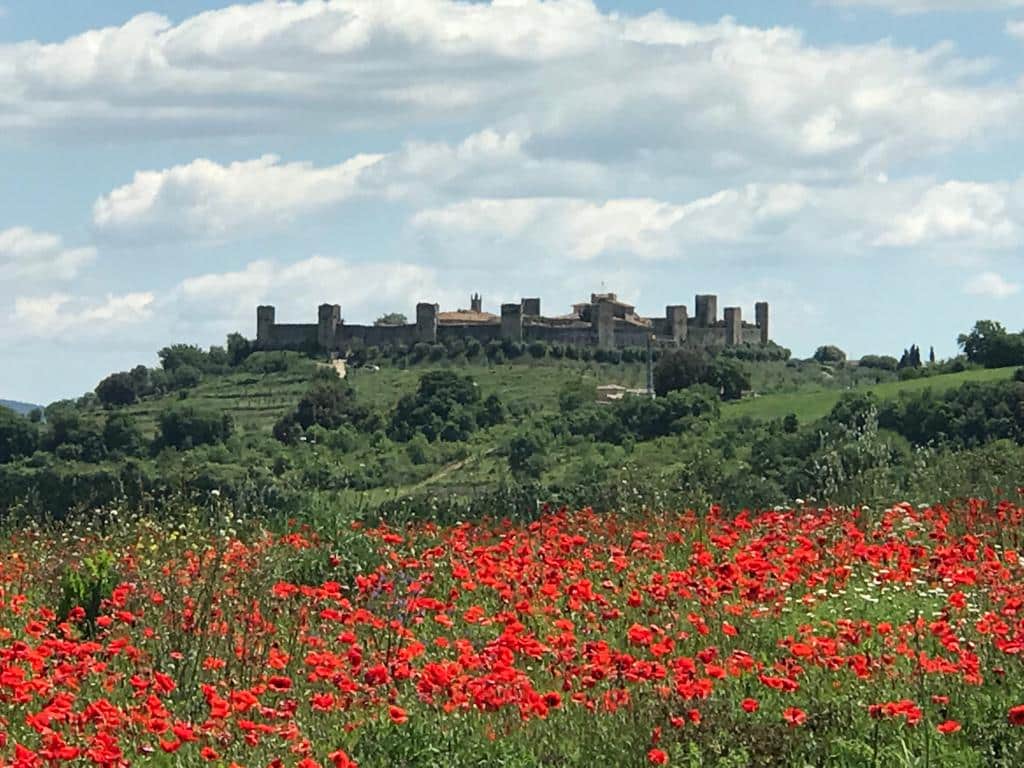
(347, 358), (649, 412)
(724, 366), (1018, 422)
(83, 369), (315, 437)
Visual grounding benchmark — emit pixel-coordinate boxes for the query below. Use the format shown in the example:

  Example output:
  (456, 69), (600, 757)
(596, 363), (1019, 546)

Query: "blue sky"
(1, 0), (1023, 404)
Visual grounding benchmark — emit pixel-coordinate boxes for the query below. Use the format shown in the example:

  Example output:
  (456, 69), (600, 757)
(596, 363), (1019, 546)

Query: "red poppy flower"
(783, 708), (807, 727)
(936, 720), (961, 735)
(647, 748), (669, 765)
(389, 705), (408, 725)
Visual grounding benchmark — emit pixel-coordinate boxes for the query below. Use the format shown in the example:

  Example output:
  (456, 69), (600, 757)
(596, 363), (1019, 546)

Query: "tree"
(375, 313), (408, 327)
(0, 407), (38, 464)
(226, 333), (253, 366)
(158, 406), (233, 450)
(389, 370), (490, 442)
(508, 431), (549, 478)
(170, 365), (202, 390)
(158, 344), (210, 372)
(103, 413), (144, 456)
(294, 376), (374, 432)
(653, 349), (710, 397)
(42, 406), (107, 462)
(859, 355), (899, 372)
(813, 345), (847, 364)
(958, 320), (1024, 368)
(96, 372), (138, 407)
(710, 358), (750, 401)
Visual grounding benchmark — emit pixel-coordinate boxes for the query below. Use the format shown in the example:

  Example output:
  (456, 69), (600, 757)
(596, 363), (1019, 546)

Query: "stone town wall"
(255, 295), (771, 353)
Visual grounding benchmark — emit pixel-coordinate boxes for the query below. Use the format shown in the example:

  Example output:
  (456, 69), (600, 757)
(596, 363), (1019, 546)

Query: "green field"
(724, 365), (1018, 422)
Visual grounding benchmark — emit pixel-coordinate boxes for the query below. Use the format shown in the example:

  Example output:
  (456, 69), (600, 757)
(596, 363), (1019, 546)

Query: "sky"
(2, 0), (1024, 404)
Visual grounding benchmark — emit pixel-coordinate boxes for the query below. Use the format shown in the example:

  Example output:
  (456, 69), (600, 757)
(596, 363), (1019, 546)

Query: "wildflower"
(389, 705), (408, 725)
(1008, 705), (1024, 726)
(647, 747), (669, 765)
(936, 721), (961, 735)
(783, 708), (807, 727)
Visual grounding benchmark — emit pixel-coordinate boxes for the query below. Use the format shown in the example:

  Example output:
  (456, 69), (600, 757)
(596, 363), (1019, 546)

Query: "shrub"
(813, 345), (847, 364)
(859, 355), (899, 371)
(58, 550), (117, 637)
(653, 348), (710, 397)
(96, 372), (138, 406)
(158, 405), (233, 450)
(390, 370), (499, 443)
(0, 407), (38, 464)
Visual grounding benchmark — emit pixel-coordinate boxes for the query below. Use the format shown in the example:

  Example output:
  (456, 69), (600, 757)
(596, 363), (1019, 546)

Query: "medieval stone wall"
(255, 293), (771, 354)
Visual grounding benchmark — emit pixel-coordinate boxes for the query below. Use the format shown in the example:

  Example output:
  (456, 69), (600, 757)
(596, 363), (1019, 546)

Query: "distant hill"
(0, 399), (42, 416)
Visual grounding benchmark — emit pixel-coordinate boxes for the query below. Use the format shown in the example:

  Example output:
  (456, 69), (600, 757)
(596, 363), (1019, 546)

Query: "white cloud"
(1, 1), (1017, 178)
(11, 292), (155, 338)
(823, 0), (1024, 13)
(92, 130), (616, 242)
(413, 185), (812, 261)
(412, 177), (1024, 262)
(964, 271), (1021, 298)
(173, 256), (457, 332)
(875, 181), (1018, 248)
(1008, 20), (1024, 39)
(93, 153), (383, 242)
(0, 227), (96, 280)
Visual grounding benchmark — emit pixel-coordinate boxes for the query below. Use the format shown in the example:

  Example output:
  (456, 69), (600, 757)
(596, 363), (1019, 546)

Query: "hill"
(4, 340), (1022, 518)
(0, 399), (41, 416)
(723, 366), (1018, 422)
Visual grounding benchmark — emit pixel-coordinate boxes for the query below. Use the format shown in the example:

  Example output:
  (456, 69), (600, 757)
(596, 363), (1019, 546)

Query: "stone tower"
(501, 303), (523, 341)
(317, 303), (341, 351)
(416, 302), (438, 343)
(257, 305), (276, 347)
(593, 299), (616, 350)
(755, 302), (770, 345)
(666, 305), (688, 344)
(695, 294), (718, 327)
(724, 307), (743, 346)
(471, 293), (482, 313)
(521, 297), (541, 317)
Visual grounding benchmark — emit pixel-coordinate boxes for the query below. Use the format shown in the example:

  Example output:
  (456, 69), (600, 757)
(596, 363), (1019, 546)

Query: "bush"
(0, 407), (38, 464)
(170, 364), (202, 390)
(284, 374), (378, 436)
(58, 550), (117, 637)
(390, 370), (499, 443)
(653, 348), (710, 397)
(813, 345), (847, 364)
(528, 341), (548, 359)
(859, 355), (899, 371)
(508, 431), (549, 478)
(158, 405), (233, 450)
(103, 413), (145, 456)
(96, 372), (138, 406)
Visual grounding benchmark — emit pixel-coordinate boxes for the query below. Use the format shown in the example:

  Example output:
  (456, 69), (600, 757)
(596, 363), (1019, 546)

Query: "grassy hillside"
(84, 367), (316, 436)
(84, 358), (655, 436)
(724, 366), (1018, 422)
(80, 355), (1013, 440)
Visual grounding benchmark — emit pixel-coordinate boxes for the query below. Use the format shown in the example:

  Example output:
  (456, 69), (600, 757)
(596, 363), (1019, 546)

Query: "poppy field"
(4, 500), (1024, 767)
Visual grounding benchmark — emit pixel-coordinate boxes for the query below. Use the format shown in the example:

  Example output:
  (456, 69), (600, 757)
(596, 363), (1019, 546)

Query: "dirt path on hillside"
(332, 359), (347, 379)
(412, 447), (497, 490)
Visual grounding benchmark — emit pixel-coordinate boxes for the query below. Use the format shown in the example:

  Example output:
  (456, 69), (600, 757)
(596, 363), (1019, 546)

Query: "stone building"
(255, 292), (771, 353)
